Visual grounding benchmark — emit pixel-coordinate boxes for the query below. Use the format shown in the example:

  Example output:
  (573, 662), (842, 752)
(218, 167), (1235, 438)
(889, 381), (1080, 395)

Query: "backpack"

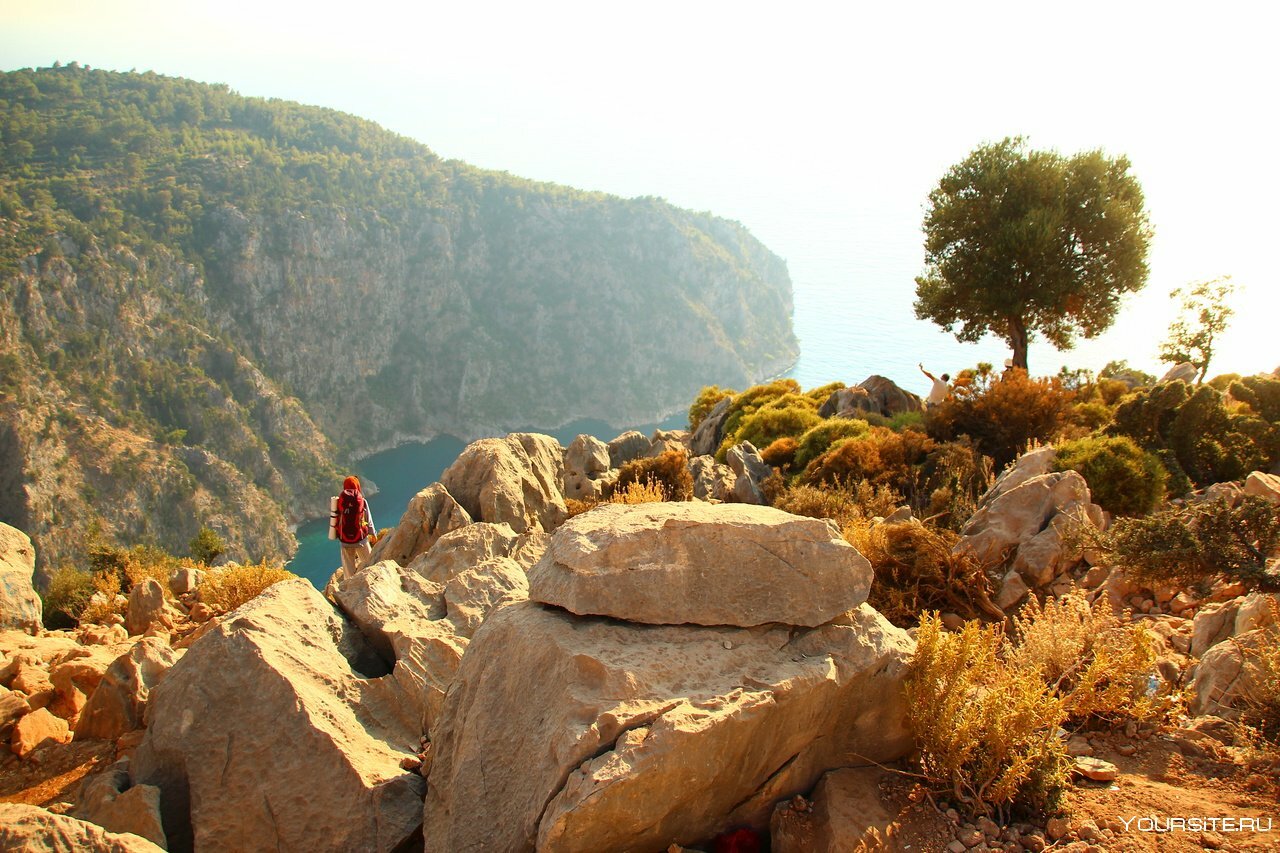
(336, 489), (366, 544)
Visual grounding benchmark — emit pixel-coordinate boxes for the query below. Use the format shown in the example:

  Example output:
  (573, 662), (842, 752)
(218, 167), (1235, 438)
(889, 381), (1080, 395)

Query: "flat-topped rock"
(528, 502), (870, 627)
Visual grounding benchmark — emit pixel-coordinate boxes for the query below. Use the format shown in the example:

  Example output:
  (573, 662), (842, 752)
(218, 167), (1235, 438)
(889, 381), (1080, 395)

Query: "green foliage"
(1053, 434), (1166, 516)
(189, 525), (227, 563)
(926, 368), (1075, 469)
(1231, 375), (1280, 423)
(759, 436), (798, 469)
(1099, 359), (1155, 388)
(688, 385), (734, 432)
(608, 449), (694, 502)
(792, 418), (870, 472)
(720, 395), (822, 460)
(1103, 497), (1280, 592)
(888, 410), (925, 432)
(1159, 276), (1235, 384)
(915, 138), (1151, 370)
(40, 565), (96, 629)
(1109, 382), (1279, 488)
(801, 426), (934, 495)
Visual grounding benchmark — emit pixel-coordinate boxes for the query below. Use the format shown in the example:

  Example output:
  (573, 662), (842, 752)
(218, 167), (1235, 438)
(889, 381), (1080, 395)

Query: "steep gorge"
(0, 64), (797, 569)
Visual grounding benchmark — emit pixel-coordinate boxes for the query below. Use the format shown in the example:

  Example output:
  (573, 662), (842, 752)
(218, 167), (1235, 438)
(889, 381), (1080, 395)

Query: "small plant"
(189, 525), (227, 564)
(1053, 434), (1167, 517)
(199, 559), (296, 613)
(609, 449), (694, 502)
(1101, 496), (1280, 593)
(80, 571), (128, 625)
(759, 436), (798, 469)
(41, 564), (96, 629)
(608, 477), (669, 505)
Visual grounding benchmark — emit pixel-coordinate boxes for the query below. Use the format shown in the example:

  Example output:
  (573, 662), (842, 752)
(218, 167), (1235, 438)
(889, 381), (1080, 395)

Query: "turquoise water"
(289, 414), (684, 588)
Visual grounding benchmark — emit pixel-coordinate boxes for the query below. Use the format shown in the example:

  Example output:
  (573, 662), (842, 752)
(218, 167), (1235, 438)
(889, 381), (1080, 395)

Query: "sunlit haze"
(3, 0), (1275, 380)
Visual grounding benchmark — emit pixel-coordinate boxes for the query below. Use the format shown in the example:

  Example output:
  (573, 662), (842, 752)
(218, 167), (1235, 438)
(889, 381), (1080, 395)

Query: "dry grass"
(857, 522), (1002, 626)
(199, 559), (296, 613)
(78, 571), (126, 625)
(608, 478), (669, 505)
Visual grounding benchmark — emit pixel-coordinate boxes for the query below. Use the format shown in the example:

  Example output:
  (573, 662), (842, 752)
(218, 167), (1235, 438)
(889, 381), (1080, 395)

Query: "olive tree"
(915, 138), (1151, 371)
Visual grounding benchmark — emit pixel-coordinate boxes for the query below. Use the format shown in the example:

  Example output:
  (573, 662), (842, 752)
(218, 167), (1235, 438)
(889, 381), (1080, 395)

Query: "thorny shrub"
(927, 368), (1075, 469)
(1053, 434), (1167, 517)
(199, 559), (296, 613)
(801, 426), (934, 495)
(759, 436), (798, 469)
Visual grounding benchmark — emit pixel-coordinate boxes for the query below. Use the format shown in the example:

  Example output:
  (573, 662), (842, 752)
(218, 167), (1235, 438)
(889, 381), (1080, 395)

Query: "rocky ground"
(1, 403), (1277, 851)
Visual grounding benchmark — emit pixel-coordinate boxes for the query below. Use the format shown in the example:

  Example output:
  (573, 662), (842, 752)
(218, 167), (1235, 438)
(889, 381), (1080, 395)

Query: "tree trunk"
(1008, 316), (1028, 372)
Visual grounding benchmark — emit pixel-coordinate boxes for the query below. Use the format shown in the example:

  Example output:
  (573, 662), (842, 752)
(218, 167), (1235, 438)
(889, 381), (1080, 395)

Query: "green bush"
(792, 418), (870, 471)
(888, 410), (925, 432)
(41, 565), (96, 629)
(721, 397), (822, 460)
(688, 385), (735, 432)
(1231, 375), (1280, 423)
(189, 526), (227, 563)
(1054, 435), (1167, 516)
(1102, 496), (1280, 592)
(802, 426), (934, 495)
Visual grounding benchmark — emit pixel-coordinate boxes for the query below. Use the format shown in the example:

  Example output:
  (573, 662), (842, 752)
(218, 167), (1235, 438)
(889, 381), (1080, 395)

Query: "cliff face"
(0, 64), (798, 568)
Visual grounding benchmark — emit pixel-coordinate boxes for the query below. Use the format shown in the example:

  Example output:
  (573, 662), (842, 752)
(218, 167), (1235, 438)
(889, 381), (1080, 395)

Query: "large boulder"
(131, 580), (424, 853)
(75, 759), (167, 849)
(408, 522), (519, 585)
(0, 803), (164, 852)
(689, 455), (736, 502)
(726, 441), (773, 505)
(1243, 471), (1280, 504)
(440, 433), (567, 534)
(955, 466), (1103, 590)
(11, 706), (69, 758)
(1189, 628), (1273, 717)
(74, 639), (180, 741)
(690, 397), (733, 457)
(124, 580), (168, 637)
(528, 503), (871, 627)
(1160, 362), (1198, 384)
(606, 430), (653, 468)
(366, 483), (472, 568)
(48, 642), (132, 723)
(856, 375), (924, 417)
(424, 600), (914, 852)
(562, 434), (613, 502)
(0, 523), (42, 633)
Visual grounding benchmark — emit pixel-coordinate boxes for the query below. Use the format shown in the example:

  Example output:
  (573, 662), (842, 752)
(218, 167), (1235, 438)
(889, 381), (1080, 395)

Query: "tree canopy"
(914, 138), (1151, 371)
(1158, 276), (1235, 384)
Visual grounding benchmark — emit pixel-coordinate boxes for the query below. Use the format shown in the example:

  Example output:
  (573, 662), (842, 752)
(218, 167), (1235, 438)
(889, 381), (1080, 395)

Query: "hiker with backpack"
(334, 475), (377, 576)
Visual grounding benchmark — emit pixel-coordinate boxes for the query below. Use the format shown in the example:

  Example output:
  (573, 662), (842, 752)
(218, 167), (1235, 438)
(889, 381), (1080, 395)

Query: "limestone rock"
(0, 523), (42, 634)
(1191, 601), (1242, 658)
(124, 580), (168, 637)
(10, 658), (55, 709)
(646, 429), (689, 458)
(607, 430), (653, 468)
(690, 396), (732, 457)
(1243, 471), (1280, 504)
(0, 803), (165, 852)
(443, 557), (529, 637)
(1074, 756), (1119, 782)
(562, 435), (612, 502)
(75, 639), (180, 741)
(955, 469), (1102, 588)
(726, 441), (772, 505)
(12, 706), (69, 757)
(1235, 593), (1280, 635)
(79, 624), (130, 646)
(75, 759), (167, 849)
(817, 386), (875, 419)
(984, 446), (1058, 503)
(770, 767), (900, 853)
(424, 600), (914, 852)
(48, 644), (129, 723)
(1, 686), (31, 739)
(995, 570), (1030, 611)
(856, 375), (924, 417)
(167, 567), (205, 597)
(440, 433), (567, 534)
(529, 503), (871, 627)
(366, 482), (472, 568)
(132, 580), (424, 852)
(1160, 362), (1198, 384)
(689, 455), (736, 502)
(408, 522), (519, 585)
(1190, 629), (1271, 717)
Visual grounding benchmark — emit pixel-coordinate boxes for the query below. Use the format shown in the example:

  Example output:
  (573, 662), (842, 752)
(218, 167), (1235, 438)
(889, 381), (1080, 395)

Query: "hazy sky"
(2, 0), (1276, 378)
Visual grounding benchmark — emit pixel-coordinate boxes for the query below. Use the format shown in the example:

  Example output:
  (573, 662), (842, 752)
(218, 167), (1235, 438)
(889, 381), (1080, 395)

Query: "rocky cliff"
(0, 64), (798, 568)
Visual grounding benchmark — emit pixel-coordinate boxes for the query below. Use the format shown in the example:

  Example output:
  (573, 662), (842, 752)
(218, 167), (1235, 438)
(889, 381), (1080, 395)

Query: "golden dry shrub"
(1007, 591), (1161, 724)
(760, 436), (798, 469)
(859, 521), (1001, 626)
(801, 427), (934, 494)
(121, 545), (183, 596)
(79, 570), (128, 626)
(906, 614), (1071, 820)
(199, 559), (296, 613)
(609, 449), (694, 502)
(565, 497), (599, 518)
(608, 478), (669, 505)
(927, 369), (1075, 469)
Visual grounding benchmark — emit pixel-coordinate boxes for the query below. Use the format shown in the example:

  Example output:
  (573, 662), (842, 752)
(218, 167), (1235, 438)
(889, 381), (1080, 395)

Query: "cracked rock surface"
(424, 599), (913, 852)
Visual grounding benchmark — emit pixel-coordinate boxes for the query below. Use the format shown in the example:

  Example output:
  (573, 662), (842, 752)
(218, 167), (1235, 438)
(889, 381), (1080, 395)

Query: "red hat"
(343, 475), (360, 491)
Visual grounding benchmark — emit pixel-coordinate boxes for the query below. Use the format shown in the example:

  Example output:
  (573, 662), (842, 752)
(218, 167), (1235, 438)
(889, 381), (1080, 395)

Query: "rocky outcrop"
(690, 397), (732, 457)
(562, 435), (613, 502)
(425, 600), (914, 852)
(0, 522), (41, 633)
(440, 434), (568, 534)
(818, 376), (923, 421)
(1159, 362), (1198, 384)
(956, 449), (1104, 604)
(124, 580), (169, 637)
(75, 759), (168, 849)
(74, 639), (180, 741)
(409, 522), (520, 585)
(689, 455), (736, 502)
(11, 706), (69, 757)
(0, 803), (165, 853)
(528, 503), (870, 627)
(1189, 628), (1272, 717)
(366, 483), (472, 568)
(606, 431), (653, 469)
(132, 580), (424, 853)
(1243, 470), (1280, 503)
(726, 441), (772, 505)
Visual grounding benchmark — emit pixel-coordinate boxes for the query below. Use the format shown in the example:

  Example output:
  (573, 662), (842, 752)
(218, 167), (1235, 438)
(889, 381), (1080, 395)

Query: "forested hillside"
(0, 63), (797, 569)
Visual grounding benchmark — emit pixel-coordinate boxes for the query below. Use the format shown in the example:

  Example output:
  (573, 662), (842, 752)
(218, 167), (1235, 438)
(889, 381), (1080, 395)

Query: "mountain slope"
(0, 63), (797, 568)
